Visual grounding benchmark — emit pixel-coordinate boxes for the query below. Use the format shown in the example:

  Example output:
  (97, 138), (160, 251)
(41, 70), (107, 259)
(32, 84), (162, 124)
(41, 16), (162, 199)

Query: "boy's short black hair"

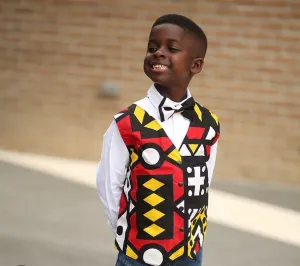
(151, 14), (207, 58)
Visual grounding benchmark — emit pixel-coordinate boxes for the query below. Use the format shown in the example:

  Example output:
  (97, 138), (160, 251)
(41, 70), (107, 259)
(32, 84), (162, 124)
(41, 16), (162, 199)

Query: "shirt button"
(179, 227), (184, 232)
(178, 182), (184, 187)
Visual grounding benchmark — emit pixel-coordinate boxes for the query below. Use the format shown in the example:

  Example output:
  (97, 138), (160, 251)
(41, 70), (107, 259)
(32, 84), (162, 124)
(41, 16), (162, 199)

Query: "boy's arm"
(96, 120), (129, 233)
(207, 140), (219, 186)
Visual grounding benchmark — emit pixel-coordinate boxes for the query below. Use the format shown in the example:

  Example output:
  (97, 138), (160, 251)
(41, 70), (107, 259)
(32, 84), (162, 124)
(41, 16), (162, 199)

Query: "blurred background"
(0, 0), (299, 265)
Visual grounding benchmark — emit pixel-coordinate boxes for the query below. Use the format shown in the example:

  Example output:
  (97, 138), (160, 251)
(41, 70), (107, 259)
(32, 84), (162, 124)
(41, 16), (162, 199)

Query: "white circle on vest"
(142, 148), (160, 165)
(143, 248), (163, 265)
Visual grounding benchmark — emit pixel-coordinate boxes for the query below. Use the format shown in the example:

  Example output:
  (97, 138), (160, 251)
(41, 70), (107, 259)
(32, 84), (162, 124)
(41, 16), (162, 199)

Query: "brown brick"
(0, 0), (299, 185)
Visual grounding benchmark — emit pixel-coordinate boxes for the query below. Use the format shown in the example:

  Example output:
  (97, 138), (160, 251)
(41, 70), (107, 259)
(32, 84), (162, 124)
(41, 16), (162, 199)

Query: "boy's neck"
(154, 83), (188, 102)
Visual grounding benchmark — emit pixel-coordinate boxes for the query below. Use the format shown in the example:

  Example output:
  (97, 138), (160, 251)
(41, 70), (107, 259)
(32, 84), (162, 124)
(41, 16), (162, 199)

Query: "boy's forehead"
(149, 23), (186, 41)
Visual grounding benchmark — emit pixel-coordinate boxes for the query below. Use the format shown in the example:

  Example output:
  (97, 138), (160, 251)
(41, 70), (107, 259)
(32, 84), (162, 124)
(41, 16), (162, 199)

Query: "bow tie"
(158, 97), (196, 122)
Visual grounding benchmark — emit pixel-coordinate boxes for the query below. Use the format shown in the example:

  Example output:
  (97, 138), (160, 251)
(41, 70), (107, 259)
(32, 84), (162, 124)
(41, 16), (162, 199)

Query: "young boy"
(97, 14), (220, 266)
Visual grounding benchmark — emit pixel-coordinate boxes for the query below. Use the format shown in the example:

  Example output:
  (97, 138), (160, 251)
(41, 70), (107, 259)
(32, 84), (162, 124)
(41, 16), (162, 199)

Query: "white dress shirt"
(96, 84), (219, 232)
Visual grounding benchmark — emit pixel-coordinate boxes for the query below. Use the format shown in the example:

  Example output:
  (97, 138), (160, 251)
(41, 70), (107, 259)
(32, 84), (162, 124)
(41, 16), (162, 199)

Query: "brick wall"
(1, 0), (299, 184)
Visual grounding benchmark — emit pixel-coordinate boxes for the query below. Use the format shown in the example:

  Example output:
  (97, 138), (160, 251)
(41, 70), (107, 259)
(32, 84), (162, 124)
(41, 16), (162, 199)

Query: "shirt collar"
(147, 83), (192, 111)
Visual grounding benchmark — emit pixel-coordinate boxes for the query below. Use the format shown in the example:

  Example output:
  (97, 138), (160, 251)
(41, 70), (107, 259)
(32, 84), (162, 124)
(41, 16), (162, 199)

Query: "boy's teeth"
(153, 65), (168, 69)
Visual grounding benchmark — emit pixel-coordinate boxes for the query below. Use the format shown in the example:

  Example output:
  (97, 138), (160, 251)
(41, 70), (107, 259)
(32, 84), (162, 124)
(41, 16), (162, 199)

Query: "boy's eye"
(148, 47), (157, 53)
(169, 47), (179, 52)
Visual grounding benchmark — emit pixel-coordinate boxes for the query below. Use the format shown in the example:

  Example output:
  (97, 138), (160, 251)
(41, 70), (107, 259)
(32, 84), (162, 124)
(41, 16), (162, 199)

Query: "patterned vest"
(114, 103), (220, 266)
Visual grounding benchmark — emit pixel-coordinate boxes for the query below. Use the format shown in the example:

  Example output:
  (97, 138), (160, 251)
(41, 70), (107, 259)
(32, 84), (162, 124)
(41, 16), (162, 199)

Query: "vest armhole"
(114, 104), (137, 147)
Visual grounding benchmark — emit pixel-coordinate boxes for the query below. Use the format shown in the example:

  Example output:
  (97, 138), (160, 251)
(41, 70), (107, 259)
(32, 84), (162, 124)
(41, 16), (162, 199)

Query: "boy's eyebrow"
(167, 38), (180, 43)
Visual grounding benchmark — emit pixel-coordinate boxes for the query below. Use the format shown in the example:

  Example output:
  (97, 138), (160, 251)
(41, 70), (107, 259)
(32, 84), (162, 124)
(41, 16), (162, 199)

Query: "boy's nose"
(153, 49), (166, 58)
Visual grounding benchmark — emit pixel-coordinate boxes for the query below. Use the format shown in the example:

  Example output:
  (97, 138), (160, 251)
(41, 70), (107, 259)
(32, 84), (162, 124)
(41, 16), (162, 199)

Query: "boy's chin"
(145, 71), (169, 83)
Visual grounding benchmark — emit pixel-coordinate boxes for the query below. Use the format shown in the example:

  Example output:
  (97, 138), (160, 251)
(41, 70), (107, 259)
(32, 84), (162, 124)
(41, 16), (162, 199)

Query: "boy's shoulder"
(194, 101), (220, 129)
(113, 98), (148, 120)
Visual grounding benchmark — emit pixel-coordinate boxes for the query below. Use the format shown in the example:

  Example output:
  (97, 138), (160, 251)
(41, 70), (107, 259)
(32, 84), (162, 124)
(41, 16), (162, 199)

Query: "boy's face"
(144, 23), (203, 89)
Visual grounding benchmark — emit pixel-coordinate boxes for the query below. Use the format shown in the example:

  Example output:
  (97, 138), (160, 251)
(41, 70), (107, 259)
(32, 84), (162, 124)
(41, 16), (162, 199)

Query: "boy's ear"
(191, 58), (204, 74)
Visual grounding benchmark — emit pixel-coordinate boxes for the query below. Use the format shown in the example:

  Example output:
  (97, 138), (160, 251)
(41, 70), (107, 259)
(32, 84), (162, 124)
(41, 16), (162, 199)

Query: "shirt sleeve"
(96, 120), (129, 232)
(207, 140), (219, 186)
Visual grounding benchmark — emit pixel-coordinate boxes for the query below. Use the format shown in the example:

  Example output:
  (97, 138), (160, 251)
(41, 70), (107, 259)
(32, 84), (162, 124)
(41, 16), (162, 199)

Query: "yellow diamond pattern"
(143, 224), (165, 237)
(144, 208), (165, 222)
(167, 149), (182, 163)
(144, 120), (162, 131)
(143, 193), (165, 207)
(143, 178), (164, 191)
(194, 105), (202, 121)
(189, 144), (198, 154)
(134, 106), (145, 124)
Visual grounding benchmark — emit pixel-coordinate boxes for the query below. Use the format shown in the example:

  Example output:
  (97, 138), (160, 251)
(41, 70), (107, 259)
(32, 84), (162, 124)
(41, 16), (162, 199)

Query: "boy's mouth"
(151, 64), (170, 71)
